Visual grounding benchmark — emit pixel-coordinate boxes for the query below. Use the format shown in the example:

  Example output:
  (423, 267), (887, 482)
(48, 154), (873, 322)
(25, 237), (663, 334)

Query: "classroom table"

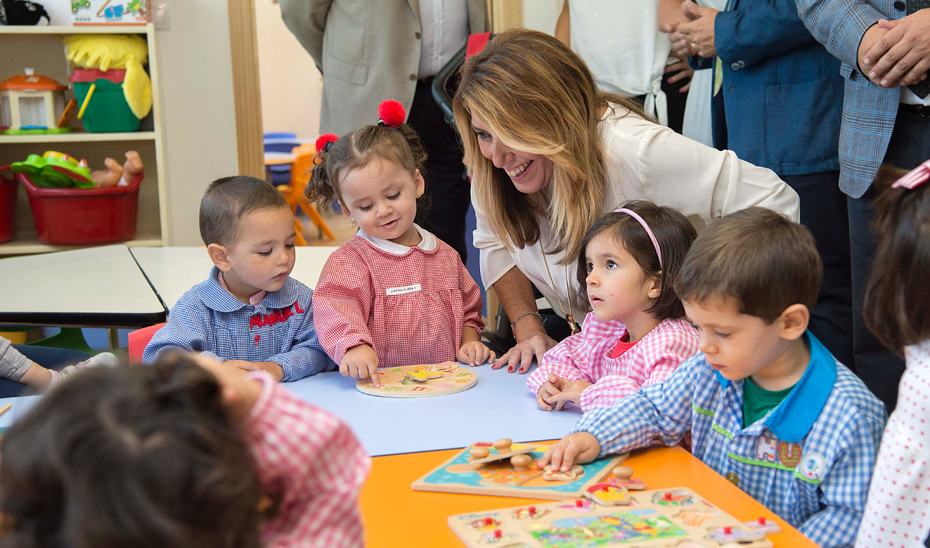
(0, 245), (167, 342)
(130, 246), (338, 310)
(360, 445), (820, 547)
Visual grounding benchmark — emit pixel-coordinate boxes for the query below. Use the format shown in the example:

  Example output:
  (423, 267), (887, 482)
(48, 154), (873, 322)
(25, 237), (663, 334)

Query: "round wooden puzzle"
(355, 362), (478, 398)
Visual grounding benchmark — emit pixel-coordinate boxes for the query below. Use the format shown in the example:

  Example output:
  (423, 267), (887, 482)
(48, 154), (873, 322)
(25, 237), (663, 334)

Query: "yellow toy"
(62, 35), (152, 119)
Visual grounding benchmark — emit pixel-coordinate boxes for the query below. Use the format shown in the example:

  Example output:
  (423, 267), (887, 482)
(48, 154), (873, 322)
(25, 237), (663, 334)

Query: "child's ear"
(414, 169), (425, 198)
(646, 275), (662, 299)
(778, 304), (809, 341)
(207, 243), (232, 272)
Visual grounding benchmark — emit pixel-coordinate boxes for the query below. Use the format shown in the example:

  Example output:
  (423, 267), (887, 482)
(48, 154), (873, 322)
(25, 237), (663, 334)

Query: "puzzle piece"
(558, 499), (595, 513)
(653, 490), (695, 506)
(405, 365), (444, 382)
(707, 525), (765, 544)
(542, 464), (584, 481)
(745, 516), (782, 535)
(512, 506), (550, 520)
(467, 439), (537, 466)
(582, 483), (631, 506)
(469, 517), (500, 530)
(609, 465), (647, 490)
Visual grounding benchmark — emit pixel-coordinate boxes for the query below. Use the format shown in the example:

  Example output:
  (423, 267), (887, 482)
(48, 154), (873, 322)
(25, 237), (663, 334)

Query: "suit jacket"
(796, 0), (903, 198)
(710, 0), (844, 177)
(279, 0), (488, 137)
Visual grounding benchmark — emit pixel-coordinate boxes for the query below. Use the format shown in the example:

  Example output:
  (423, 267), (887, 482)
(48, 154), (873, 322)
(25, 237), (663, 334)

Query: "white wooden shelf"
(0, 132), (156, 144)
(0, 25), (148, 35)
(0, 234), (162, 256)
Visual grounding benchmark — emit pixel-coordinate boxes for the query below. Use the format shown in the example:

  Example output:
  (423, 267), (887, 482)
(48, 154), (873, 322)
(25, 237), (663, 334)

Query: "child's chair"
(127, 323), (165, 363)
(278, 144), (335, 244)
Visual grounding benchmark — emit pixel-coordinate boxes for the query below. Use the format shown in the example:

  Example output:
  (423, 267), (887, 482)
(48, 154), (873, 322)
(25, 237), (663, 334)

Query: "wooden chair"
(277, 144), (334, 244)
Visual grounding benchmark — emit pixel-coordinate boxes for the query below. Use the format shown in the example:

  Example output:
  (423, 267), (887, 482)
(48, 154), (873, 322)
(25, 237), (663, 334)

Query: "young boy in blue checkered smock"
(142, 176), (336, 381)
(539, 208), (887, 548)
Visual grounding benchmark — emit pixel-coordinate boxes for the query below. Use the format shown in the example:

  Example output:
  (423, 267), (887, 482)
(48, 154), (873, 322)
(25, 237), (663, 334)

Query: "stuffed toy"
(62, 34), (152, 119)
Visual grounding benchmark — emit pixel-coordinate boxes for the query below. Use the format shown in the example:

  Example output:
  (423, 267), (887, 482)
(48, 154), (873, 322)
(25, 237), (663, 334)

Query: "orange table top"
(359, 444), (819, 547)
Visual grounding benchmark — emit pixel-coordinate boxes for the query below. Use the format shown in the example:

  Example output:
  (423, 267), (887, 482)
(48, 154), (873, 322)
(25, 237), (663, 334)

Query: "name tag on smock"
(386, 284), (422, 296)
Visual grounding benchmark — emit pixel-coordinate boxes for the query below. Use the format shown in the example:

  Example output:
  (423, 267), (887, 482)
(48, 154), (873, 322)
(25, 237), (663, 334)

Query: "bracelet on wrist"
(510, 311), (543, 334)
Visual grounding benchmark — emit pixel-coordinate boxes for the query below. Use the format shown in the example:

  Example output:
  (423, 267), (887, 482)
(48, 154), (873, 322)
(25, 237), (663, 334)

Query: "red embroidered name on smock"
(250, 302), (305, 329)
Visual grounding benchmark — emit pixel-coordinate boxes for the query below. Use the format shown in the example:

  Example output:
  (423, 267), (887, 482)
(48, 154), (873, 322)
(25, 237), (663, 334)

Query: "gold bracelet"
(510, 311), (543, 334)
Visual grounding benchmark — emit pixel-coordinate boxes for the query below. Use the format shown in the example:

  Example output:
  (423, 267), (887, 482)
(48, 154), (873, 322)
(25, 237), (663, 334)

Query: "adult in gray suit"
(279, 0), (489, 262)
(796, 0), (930, 412)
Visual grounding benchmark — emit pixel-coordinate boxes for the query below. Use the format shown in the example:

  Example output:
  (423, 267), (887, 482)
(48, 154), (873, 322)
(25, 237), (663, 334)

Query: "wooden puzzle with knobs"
(411, 439), (631, 500)
(447, 487), (781, 547)
(355, 362), (478, 398)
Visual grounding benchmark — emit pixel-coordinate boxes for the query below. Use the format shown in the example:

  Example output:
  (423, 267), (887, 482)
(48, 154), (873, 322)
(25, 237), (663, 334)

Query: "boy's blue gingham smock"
(574, 332), (887, 548)
(142, 267), (336, 381)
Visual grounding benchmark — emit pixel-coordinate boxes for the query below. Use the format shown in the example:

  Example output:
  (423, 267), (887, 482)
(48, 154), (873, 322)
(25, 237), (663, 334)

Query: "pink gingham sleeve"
(459, 261), (484, 335)
(526, 319), (618, 395)
(243, 372), (370, 548)
(311, 249), (375, 364)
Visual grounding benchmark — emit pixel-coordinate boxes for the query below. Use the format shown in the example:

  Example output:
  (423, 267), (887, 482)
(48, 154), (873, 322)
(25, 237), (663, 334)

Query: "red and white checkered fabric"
(527, 315), (698, 412)
(244, 373), (370, 548)
(312, 235), (483, 368)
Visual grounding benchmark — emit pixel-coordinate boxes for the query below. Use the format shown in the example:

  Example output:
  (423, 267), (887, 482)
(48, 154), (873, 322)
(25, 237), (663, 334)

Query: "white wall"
(522, 0), (561, 34)
(254, 0), (322, 139)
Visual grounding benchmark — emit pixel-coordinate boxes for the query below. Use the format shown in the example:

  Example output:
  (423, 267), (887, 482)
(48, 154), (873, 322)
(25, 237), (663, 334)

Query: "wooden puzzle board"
(412, 442), (628, 500)
(448, 487), (775, 548)
(356, 362), (478, 398)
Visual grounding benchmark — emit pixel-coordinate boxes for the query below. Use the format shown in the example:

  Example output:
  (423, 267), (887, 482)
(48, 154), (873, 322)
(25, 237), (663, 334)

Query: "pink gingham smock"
(244, 372), (369, 547)
(312, 225), (484, 368)
(527, 315), (698, 412)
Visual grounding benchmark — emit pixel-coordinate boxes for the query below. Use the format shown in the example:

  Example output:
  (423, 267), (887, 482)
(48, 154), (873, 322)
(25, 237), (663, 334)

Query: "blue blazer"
(708, 0), (844, 177)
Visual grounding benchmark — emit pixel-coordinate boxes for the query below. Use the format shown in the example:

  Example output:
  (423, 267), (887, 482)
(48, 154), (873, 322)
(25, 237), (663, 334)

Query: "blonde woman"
(453, 29), (799, 374)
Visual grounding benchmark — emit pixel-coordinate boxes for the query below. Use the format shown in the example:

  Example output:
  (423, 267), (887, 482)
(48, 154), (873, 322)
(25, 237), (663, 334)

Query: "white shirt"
(901, 86), (930, 106)
(472, 105), (800, 323)
(417, 0), (469, 79)
(569, 0), (672, 125)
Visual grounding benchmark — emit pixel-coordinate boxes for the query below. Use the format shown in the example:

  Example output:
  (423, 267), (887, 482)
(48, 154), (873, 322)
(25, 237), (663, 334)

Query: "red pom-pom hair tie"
(313, 133), (339, 164)
(378, 100), (406, 128)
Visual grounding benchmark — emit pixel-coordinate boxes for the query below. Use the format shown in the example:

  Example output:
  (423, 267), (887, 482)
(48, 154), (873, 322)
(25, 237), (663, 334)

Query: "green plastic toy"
(10, 151), (93, 189)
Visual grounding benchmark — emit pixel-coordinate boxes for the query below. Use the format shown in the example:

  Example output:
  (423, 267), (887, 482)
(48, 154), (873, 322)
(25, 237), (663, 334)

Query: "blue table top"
(0, 364), (583, 457)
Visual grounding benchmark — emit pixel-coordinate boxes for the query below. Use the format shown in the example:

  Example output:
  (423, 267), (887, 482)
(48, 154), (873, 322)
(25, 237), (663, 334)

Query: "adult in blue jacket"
(676, 0), (853, 370)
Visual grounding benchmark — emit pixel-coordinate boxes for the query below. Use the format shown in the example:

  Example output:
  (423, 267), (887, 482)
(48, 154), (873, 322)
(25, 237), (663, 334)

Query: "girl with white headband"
(527, 201), (700, 412)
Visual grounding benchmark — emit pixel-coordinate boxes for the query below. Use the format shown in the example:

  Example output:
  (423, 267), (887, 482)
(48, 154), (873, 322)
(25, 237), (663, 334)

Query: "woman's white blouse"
(472, 107), (800, 323)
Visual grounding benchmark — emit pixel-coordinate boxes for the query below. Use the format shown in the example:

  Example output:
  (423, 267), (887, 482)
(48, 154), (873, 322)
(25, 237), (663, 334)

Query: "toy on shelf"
(448, 487), (778, 548)
(0, 69), (73, 135)
(90, 151), (143, 187)
(72, 0), (147, 25)
(356, 362), (477, 398)
(63, 35), (151, 132)
(10, 151), (92, 188)
(412, 440), (629, 500)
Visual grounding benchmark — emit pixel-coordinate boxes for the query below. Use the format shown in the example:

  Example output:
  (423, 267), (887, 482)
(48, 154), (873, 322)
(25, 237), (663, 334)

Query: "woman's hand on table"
(491, 330), (557, 374)
(538, 432), (601, 472)
(341, 344), (381, 388)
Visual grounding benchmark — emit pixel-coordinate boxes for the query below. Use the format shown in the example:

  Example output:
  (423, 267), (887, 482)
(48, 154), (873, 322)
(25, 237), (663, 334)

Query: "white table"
(130, 246), (338, 311)
(0, 245), (166, 331)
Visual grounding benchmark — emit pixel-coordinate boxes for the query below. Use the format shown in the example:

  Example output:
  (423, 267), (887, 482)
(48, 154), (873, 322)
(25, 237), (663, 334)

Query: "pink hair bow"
(891, 160), (930, 190)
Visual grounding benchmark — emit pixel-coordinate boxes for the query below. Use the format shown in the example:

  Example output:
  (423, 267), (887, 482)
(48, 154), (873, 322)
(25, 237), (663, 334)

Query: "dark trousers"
(849, 105), (930, 413)
(781, 171), (854, 369)
(406, 77), (470, 263)
(0, 345), (92, 398)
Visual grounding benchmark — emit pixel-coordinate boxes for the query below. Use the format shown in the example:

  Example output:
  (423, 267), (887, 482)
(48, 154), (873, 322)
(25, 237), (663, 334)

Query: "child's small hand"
(458, 341), (496, 367)
(342, 345), (380, 387)
(194, 355), (263, 421)
(234, 361), (285, 382)
(536, 373), (566, 411)
(537, 432), (601, 473)
(545, 379), (592, 411)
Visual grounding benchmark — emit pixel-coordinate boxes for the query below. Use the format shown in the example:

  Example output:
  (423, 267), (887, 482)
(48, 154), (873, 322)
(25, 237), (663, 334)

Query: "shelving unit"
(0, 23), (168, 255)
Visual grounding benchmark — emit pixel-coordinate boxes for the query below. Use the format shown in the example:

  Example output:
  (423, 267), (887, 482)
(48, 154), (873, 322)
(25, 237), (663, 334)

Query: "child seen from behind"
(143, 176), (336, 381)
(0, 352), (369, 548)
(527, 201), (698, 412)
(540, 208), (887, 548)
(308, 101), (491, 387)
(856, 160), (930, 548)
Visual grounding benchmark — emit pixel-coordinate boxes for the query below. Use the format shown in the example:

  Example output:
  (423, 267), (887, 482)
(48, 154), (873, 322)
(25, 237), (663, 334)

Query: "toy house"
(0, 69), (72, 135)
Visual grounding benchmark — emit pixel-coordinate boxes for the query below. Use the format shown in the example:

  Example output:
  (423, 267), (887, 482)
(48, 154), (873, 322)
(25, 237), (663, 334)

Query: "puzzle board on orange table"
(355, 362), (477, 398)
(412, 441), (628, 500)
(449, 487), (777, 548)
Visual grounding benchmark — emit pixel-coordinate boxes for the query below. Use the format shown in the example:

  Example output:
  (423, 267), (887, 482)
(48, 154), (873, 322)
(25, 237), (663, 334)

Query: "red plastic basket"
(0, 168), (17, 243)
(17, 170), (144, 245)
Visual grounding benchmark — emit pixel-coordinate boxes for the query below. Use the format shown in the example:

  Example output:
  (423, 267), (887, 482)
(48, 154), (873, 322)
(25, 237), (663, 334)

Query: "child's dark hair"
(0, 354), (264, 548)
(305, 123), (428, 207)
(576, 200), (697, 321)
(863, 164), (930, 351)
(200, 175), (289, 246)
(674, 207), (822, 323)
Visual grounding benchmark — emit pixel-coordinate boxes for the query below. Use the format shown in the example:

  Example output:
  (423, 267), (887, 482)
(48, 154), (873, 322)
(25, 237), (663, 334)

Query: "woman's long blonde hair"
(453, 29), (648, 264)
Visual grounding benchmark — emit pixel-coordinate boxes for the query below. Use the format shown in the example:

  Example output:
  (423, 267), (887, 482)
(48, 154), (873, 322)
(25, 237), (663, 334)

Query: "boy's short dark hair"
(674, 207), (822, 323)
(199, 176), (289, 246)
